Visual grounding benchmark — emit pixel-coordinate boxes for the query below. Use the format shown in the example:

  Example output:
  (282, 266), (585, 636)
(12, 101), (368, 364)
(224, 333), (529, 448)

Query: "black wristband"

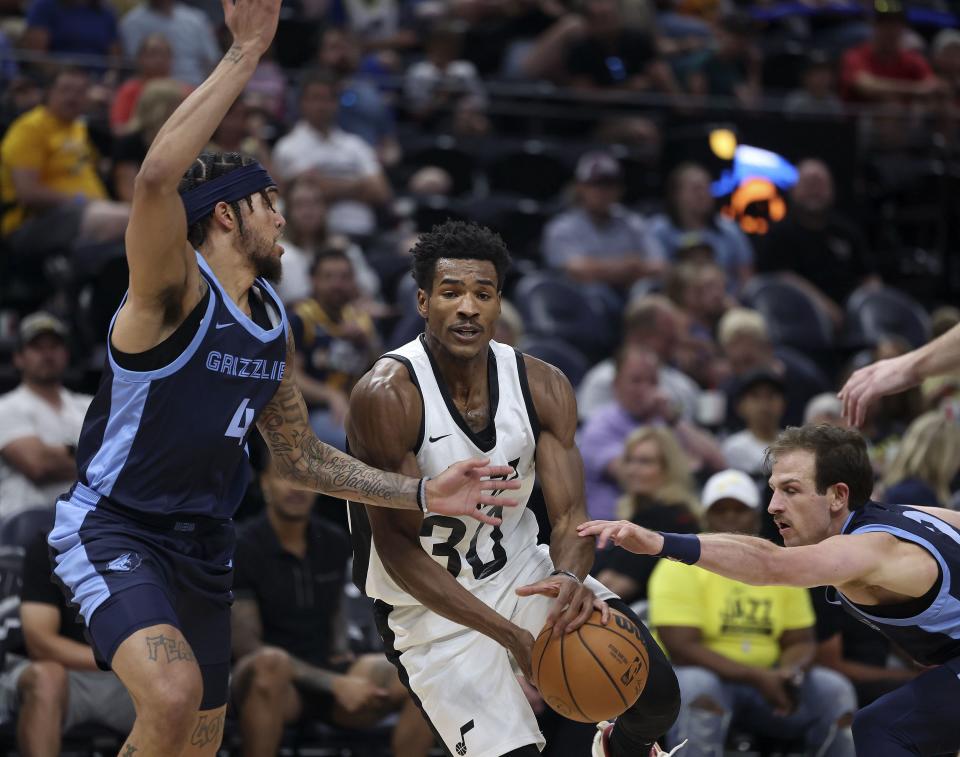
(550, 569), (582, 583)
(416, 477), (428, 513)
(657, 532), (701, 564)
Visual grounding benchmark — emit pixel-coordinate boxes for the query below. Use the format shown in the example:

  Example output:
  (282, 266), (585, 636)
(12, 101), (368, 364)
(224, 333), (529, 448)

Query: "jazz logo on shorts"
(455, 719), (474, 755)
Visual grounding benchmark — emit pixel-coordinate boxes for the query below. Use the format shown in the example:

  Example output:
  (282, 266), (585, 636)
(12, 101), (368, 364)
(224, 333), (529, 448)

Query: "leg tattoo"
(145, 634), (194, 663)
(190, 713), (224, 748)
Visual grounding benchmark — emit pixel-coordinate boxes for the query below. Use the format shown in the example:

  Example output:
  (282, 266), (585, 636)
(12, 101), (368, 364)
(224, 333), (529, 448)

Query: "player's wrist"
(550, 568), (582, 583)
(657, 532), (701, 564)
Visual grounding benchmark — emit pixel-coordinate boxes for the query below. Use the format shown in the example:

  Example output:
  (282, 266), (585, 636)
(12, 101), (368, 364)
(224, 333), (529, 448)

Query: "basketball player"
(840, 319), (960, 426)
(46, 3), (519, 755)
(346, 221), (682, 757)
(580, 424), (960, 756)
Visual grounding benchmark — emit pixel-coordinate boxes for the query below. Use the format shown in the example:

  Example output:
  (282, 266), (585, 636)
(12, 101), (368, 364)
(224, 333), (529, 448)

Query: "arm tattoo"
(258, 379), (417, 509)
(121, 745), (137, 756)
(190, 713), (224, 747)
(145, 634), (195, 663)
(224, 46), (244, 64)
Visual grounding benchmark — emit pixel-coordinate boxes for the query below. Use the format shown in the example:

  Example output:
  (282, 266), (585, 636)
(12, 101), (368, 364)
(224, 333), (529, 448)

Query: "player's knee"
(140, 668), (203, 731)
(18, 661), (68, 708)
(247, 647), (293, 693)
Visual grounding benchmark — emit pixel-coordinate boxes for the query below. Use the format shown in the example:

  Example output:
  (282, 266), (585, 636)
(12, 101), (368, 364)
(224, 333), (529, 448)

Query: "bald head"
(791, 159), (834, 215)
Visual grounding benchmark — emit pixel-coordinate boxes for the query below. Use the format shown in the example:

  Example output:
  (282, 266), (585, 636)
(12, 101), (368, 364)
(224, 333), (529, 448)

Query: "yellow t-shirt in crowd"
(648, 559), (815, 669)
(1, 105), (107, 235)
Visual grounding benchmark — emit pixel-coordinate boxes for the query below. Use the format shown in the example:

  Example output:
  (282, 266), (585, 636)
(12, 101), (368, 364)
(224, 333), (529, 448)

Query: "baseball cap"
(575, 152), (622, 184)
(734, 367), (786, 403)
(18, 311), (68, 347)
(702, 469), (760, 510)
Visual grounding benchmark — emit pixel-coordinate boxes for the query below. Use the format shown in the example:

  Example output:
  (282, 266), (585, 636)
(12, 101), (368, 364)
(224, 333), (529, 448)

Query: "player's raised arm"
(257, 334), (519, 519)
(514, 356), (609, 635)
(122, 0), (280, 309)
(839, 321), (960, 427)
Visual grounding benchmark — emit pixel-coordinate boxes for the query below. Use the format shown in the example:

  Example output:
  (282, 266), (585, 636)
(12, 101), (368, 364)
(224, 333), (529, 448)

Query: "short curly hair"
(410, 220), (511, 292)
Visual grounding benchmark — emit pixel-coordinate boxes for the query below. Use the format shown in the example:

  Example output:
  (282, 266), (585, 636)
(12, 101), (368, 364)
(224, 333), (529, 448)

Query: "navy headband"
(180, 162), (276, 227)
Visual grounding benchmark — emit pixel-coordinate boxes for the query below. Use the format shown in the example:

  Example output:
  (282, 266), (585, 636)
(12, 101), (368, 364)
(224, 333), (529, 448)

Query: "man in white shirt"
(0, 313), (91, 519)
(272, 70), (392, 237)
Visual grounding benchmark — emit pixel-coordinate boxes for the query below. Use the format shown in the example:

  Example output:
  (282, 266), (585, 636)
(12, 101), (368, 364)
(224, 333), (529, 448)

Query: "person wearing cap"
(722, 368), (786, 477)
(840, 0), (939, 102)
(0, 312), (91, 520)
(541, 151), (665, 289)
(43, 1), (520, 754)
(645, 468), (857, 756)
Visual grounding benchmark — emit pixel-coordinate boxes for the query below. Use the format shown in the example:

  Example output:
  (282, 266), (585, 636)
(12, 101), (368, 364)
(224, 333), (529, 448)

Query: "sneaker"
(591, 722), (687, 757)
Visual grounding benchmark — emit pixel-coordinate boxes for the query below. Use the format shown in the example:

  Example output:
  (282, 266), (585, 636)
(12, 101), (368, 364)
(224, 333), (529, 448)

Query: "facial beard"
(243, 227), (283, 282)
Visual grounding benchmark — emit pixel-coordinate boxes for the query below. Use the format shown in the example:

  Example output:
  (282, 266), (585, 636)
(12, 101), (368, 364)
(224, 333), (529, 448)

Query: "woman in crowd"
(882, 410), (960, 507)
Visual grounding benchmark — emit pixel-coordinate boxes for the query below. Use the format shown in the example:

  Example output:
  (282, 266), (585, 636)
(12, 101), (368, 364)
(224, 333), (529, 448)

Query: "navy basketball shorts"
(48, 483), (234, 710)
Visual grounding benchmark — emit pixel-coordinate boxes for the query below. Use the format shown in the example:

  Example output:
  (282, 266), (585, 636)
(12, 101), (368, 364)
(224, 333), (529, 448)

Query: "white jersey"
(350, 335), (540, 611)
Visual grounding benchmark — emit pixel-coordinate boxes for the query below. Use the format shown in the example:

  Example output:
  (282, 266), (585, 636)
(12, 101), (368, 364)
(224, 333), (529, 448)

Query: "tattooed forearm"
(190, 713), (224, 747)
(121, 745), (137, 756)
(145, 634), (195, 663)
(224, 45), (245, 64)
(257, 378), (418, 509)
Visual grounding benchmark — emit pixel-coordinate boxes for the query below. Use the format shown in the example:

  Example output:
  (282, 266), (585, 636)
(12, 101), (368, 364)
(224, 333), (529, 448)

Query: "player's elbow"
(134, 160), (179, 195)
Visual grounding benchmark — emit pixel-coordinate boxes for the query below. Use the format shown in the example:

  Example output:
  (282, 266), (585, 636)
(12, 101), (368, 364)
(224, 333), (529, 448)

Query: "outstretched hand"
(515, 575), (610, 635)
(838, 352), (918, 428)
(577, 520), (664, 555)
(222, 0), (281, 58)
(426, 457), (521, 525)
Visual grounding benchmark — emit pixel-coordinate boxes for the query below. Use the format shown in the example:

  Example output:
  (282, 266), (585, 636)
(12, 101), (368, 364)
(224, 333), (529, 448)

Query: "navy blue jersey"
(75, 253), (287, 519)
(831, 501), (960, 665)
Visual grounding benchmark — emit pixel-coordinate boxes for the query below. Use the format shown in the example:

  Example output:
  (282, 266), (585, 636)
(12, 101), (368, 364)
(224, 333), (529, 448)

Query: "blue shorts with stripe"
(48, 482), (235, 710)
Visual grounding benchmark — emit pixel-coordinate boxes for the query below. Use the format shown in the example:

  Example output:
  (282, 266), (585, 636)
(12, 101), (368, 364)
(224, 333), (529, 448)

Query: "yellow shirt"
(648, 559), (815, 669)
(1, 106), (107, 234)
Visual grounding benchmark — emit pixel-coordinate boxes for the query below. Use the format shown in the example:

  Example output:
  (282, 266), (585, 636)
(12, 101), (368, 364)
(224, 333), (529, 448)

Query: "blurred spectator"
(120, 0), (221, 86)
(651, 468), (857, 756)
(0, 29), (16, 84)
(594, 426), (700, 602)
(759, 159), (878, 321)
(403, 21), (486, 128)
(812, 586), (923, 708)
(22, 0), (120, 61)
(272, 70), (392, 238)
(881, 411), (960, 507)
(450, 93), (491, 138)
(112, 77), (185, 202)
(920, 306), (960, 407)
(245, 46), (288, 125)
(579, 345), (725, 520)
(326, 0), (419, 63)
(1, 68), (129, 258)
(275, 173), (380, 305)
(318, 27), (400, 165)
(650, 162), (754, 291)
(578, 294), (701, 422)
(542, 151), (665, 289)
(784, 51), (844, 116)
(12, 530), (136, 756)
(288, 248), (381, 450)
(0, 313), (90, 519)
(231, 453), (433, 757)
(0, 76), (44, 135)
(664, 260), (733, 340)
(109, 32), (175, 133)
(722, 368), (786, 476)
(566, 0), (678, 94)
(494, 299), (524, 347)
(840, 1), (938, 103)
(685, 12), (762, 107)
(804, 393), (845, 427)
(206, 97), (273, 170)
(407, 166), (453, 197)
(932, 28), (960, 104)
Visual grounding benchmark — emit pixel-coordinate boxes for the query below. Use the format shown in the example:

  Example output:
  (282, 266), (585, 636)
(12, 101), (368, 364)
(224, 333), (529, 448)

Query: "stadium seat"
(464, 194), (552, 262)
(517, 336), (590, 389)
(741, 274), (835, 353)
(844, 285), (931, 350)
(485, 142), (571, 202)
(512, 273), (616, 363)
(0, 508), (55, 549)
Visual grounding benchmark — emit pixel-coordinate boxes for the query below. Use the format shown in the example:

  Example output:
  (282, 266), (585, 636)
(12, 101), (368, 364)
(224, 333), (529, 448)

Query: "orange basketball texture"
(531, 607), (649, 723)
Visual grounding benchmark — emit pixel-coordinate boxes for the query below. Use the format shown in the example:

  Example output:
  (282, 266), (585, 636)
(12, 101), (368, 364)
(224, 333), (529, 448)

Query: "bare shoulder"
(347, 357), (423, 466)
(521, 353), (576, 439)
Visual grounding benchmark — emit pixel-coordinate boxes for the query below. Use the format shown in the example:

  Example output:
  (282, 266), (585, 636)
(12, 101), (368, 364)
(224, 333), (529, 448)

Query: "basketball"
(531, 607), (649, 723)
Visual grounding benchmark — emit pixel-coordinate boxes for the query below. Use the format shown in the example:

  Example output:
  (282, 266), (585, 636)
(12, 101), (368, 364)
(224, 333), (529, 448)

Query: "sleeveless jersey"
(75, 252), (288, 519)
(350, 335), (540, 606)
(830, 501), (960, 665)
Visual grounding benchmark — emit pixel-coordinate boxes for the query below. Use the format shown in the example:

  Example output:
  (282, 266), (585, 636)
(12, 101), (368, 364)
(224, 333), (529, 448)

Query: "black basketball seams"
(583, 621), (648, 664)
(560, 632), (592, 722)
(534, 624), (553, 683)
(575, 627), (629, 709)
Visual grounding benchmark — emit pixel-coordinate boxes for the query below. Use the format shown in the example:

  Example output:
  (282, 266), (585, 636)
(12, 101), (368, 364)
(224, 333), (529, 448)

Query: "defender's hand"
(222, 0), (281, 58)
(577, 520), (664, 555)
(839, 353), (918, 428)
(426, 458), (521, 525)
(515, 575), (610, 635)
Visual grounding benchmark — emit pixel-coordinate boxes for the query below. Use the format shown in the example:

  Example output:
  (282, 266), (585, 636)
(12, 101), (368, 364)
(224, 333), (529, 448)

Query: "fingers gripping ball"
(531, 607), (649, 723)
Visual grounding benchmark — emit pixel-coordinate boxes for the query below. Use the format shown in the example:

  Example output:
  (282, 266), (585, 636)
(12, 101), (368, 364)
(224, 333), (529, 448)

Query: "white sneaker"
(590, 722), (687, 757)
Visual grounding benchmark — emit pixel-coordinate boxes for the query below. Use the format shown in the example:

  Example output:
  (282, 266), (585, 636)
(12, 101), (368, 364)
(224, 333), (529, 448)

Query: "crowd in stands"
(1, 0), (960, 752)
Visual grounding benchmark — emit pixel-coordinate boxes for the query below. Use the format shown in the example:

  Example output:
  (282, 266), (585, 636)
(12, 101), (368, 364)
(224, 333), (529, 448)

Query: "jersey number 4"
(225, 398), (255, 445)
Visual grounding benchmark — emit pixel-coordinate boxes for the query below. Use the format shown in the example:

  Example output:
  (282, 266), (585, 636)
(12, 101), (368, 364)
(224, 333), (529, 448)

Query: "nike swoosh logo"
(215, 322), (234, 329)
(428, 434), (451, 443)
